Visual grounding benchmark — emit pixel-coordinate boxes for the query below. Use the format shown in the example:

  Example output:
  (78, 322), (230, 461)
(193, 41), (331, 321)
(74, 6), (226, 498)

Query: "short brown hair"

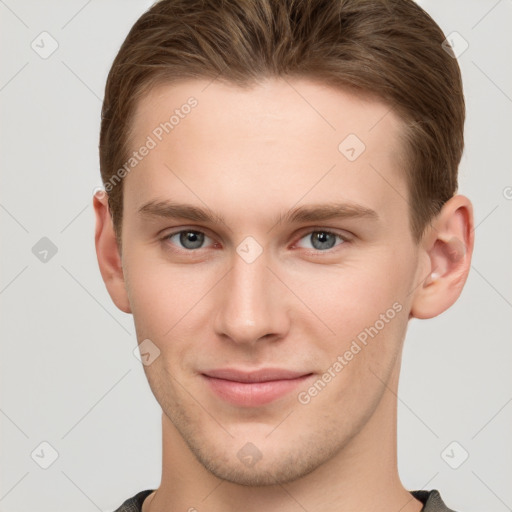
(99, 0), (465, 248)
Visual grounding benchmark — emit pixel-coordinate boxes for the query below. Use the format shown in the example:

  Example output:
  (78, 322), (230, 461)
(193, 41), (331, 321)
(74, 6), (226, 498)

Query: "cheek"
(123, 248), (217, 349)
(296, 274), (408, 417)
(125, 269), (176, 337)
(298, 257), (407, 339)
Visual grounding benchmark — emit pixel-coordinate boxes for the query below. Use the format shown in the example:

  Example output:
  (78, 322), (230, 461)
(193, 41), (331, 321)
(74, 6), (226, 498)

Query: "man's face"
(119, 78), (424, 485)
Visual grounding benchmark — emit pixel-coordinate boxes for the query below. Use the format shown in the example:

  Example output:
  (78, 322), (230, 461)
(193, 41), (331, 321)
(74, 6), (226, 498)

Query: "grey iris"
(311, 231), (337, 250)
(180, 231), (204, 249)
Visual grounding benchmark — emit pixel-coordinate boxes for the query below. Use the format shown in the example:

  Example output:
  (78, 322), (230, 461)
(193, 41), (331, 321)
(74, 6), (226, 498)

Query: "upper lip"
(202, 368), (312, 383)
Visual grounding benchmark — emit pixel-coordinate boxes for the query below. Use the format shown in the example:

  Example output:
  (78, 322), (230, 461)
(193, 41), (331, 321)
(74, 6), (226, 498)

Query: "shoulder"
(112, 489), (155, 512)
(410, 489), (459, 512)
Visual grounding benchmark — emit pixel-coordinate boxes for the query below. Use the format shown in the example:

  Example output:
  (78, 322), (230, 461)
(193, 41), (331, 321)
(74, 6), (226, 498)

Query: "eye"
(162, 229), (214, 250)
(160, 228), (349, 254)
(294, 230), (347, 251)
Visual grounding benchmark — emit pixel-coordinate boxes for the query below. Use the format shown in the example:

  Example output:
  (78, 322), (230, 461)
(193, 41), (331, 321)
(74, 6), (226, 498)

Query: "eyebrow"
(137, 199), (378, 226)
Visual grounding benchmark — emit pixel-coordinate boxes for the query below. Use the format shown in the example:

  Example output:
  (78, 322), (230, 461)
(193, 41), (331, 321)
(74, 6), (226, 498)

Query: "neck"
(144, 357), (423, 512)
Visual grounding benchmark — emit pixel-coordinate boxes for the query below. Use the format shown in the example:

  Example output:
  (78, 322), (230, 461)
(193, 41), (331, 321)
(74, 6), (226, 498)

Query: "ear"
(93, 190), (132, 314)
(410, 194), (474, 319)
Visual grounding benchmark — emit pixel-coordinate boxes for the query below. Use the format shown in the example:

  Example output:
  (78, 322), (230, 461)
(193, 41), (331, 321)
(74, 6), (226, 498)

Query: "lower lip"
(202, 374), (314, 407)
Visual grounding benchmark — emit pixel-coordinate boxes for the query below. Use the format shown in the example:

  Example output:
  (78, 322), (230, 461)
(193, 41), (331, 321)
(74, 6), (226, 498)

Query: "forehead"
(124, 77), (409, 230)
(130, 77), (403, 148)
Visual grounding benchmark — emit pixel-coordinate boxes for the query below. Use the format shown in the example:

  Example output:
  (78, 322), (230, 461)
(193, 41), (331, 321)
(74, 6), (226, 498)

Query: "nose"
(213, 246), (290, 347)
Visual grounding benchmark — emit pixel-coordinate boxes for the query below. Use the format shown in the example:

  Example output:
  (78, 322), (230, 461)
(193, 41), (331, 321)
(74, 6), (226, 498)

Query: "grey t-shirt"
(113, 488), (458, 511)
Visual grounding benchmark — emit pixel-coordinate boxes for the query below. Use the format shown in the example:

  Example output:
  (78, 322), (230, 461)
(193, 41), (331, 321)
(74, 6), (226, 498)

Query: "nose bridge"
(214, 243), (287, 344)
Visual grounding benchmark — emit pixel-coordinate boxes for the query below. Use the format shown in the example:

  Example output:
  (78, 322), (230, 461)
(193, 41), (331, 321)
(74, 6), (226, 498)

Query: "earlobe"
(93, 190), (132, 314)
(410, 195), (474, 320)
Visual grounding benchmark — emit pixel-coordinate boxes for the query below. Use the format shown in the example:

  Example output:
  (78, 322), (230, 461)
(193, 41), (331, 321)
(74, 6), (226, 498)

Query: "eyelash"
(159, 228), (351, 254)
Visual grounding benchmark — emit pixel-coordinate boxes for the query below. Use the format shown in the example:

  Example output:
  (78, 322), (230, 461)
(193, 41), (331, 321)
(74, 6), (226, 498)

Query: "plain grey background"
(1, 1), (511, 511)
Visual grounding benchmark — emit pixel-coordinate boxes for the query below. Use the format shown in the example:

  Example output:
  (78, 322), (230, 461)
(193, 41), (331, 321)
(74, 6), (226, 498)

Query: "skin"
(93, 78), (474, 512)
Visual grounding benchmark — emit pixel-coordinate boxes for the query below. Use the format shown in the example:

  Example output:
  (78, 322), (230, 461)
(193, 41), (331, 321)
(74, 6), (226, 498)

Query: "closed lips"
(201, 368), (313, 383)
